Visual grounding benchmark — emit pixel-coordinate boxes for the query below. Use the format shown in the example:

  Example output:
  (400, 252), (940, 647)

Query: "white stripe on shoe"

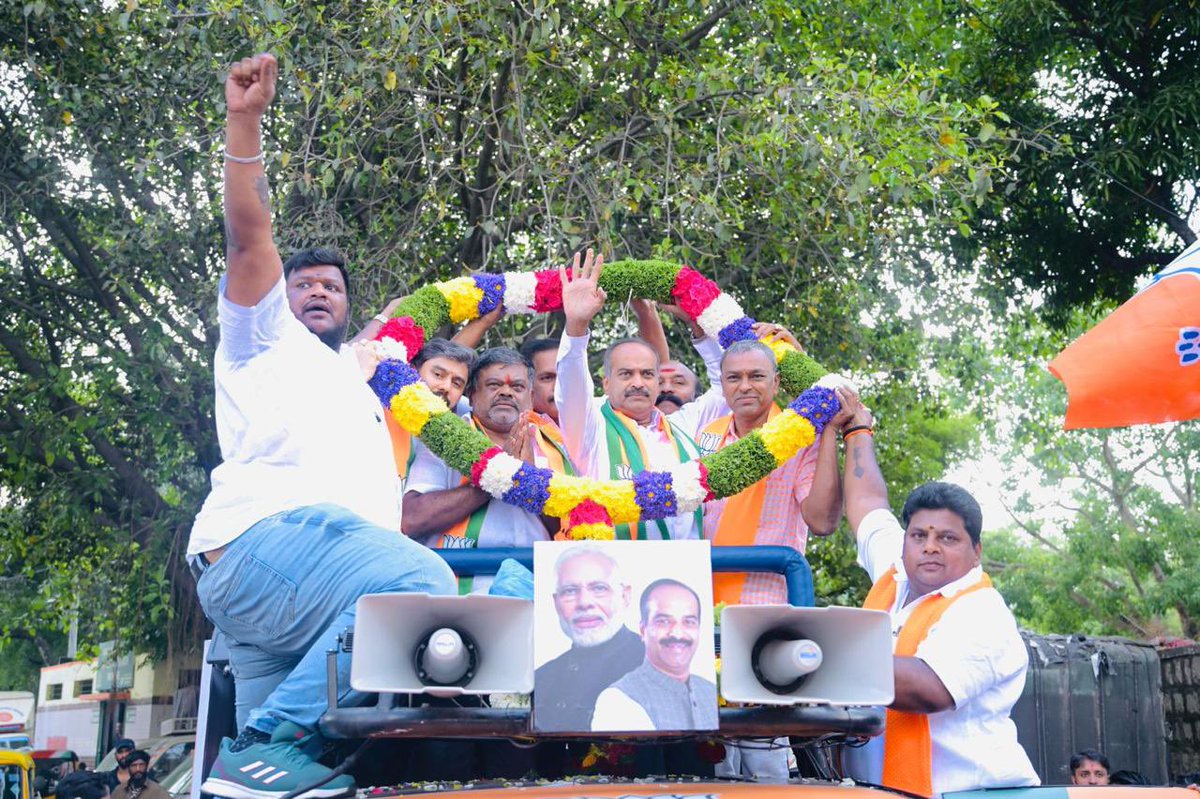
(262, 771), (289, 785)
(201, 777), (352, 799)
(238, 761), (265, 773)
(250, 767), (275, 779)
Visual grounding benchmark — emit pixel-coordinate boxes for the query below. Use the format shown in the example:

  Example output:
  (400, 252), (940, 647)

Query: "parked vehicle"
(0, 750), (34, 799)
(94, 733), (193, 785)
(29, 750), (79, 799)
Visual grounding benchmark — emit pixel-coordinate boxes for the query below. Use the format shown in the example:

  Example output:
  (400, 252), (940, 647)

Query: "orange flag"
(1049, 240), (1200, 429)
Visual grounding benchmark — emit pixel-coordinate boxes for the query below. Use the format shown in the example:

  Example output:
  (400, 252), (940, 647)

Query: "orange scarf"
(700, 407), (780, 604)
(433, 415), (575, 548)
(385, 413), (415, 479)
(862, 566), (994, 797)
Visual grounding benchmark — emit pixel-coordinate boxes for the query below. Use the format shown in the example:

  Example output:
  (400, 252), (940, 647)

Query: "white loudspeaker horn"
(350, 593), (534, 698)
(720, 605), (894, 706)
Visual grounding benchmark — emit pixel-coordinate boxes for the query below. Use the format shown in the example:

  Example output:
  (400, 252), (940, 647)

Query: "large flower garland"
(366, 260), (842, 540)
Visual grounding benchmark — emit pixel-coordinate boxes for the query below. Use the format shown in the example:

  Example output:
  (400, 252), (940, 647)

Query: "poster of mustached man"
(533, 539), (718, 734)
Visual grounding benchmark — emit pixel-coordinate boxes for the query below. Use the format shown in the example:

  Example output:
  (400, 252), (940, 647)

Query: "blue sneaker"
(201, 735), (354, 799)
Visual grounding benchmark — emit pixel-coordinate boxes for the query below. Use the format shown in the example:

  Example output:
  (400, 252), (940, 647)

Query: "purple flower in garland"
(501, 462), (553, 514)
(718, 316), (757, 349)
(368, 359), (421, 406)
(633, 470), (678, 520)
(788, 386), (839, 434)
(473, 273), (506, 316)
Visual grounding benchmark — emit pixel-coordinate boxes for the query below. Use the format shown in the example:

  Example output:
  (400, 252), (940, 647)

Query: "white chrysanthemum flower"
(502, 271), (538, 315)
(670, 461), (708, 513)
(368, 337), (411, 363)
(697, 294), (745, 341)
(816, 373), (857, 392)
(479, 452), (524, 497)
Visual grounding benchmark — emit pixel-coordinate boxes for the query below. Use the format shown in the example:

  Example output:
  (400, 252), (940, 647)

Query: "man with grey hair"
(555, 251), (730, 540)
(696, 327), (844, 779)
(403, 347), (575, 592)
(535, 546), (645, 732)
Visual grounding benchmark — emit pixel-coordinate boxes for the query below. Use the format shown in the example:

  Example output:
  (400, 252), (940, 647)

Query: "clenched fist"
(226, 53), (278, 117)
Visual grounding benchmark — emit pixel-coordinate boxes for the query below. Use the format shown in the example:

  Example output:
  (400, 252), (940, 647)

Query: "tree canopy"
(1, 0), (1197, 687)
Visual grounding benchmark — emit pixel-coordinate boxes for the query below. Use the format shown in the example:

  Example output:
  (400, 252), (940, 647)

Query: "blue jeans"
(195, 503), (456, 734)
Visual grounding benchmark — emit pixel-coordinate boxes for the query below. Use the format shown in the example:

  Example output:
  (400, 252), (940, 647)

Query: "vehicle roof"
(0, 750), (34, 768)
(362, 779), (911, 799)
(944, 789), (1197, 799)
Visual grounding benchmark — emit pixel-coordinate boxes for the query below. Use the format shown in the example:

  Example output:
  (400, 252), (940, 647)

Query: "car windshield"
(1, 764), (23, 799)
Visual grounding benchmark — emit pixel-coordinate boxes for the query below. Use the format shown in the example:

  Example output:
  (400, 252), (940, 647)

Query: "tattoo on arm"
(223, 215), (239, 254)
(254, 176), (271, 212)
(852, 444), (865, 478)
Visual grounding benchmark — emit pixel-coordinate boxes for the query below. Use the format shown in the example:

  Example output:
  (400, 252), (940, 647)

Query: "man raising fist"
(190, 54), (455, 799)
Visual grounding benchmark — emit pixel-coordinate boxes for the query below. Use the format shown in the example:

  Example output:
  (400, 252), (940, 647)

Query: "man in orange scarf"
(699, 336), (844, 780)
(402, 347), (575, 592)
(837, 389), (1038, 797)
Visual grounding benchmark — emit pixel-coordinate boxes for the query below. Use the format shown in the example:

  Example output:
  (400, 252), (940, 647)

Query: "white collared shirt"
(843, 508), (1040, 796)
(188, 277), (401, 555)
(553, 331), (729, 540)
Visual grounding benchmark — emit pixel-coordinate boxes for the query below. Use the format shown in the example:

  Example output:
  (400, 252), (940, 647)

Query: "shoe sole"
(201, 777), (355, 799)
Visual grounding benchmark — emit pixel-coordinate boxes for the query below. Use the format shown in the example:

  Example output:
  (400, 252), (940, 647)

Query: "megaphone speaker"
(720, 604), (894, 706)
(350, 593), (534, 697)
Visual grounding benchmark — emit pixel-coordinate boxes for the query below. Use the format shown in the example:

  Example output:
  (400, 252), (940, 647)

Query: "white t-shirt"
(843, 508), (1040, 797)
(188, 277), (401, 556)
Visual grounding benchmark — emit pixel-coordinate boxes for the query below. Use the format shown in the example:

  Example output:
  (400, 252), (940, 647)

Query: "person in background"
(111, 751), (169, 799)
(1070, 749), (1111, 786)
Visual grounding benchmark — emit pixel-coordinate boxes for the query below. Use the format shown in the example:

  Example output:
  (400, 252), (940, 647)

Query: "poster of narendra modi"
(532, 540), (717, 734)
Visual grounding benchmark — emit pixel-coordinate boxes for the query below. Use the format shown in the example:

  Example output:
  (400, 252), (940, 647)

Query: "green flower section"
(420, 410), (493, 474)
(702, 433), (779, 499)
(598, 260), (681, 303)
(779, 351), (827, 396)
(394, 285), (452, 334)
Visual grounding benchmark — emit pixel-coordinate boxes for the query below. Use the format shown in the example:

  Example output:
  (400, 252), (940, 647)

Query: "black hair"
(1070, 749), (1111, 773)
(603, 337), (659, 377)
(54, 772), (109, 799)
(282, 247), (350, 300)
(412, 337), (476, 371)
(1108, 771), (1149, 785)
(901, 482), (984, 546)
(639, 578), (701, 625)
(520, 337), (559, 362)
(467, 347), (533, 396)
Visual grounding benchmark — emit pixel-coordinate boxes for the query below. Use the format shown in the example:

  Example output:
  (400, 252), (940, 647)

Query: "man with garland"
(697, 336), (844, 780)
(192, 53), (455, 799)
(836, 388), (1038, 797)
(555, 251), (729, 540)
(403, 347), (576, 592)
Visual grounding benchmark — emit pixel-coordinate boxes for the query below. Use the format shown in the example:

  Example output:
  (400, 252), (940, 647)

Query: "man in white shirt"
(192, 53), (455, 799)
(403, 347), (575, 591)
(554, 251), (729, 540)
(836, 389), (1039, 798)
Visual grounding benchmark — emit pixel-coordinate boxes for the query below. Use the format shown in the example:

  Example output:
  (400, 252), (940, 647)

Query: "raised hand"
(752, 321), (805, 353)
(226, 53), (278, 118)
(561, 248), (606, 336)
(833, 386), (873, 431)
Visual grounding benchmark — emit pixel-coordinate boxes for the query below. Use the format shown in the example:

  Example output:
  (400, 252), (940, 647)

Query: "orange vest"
(699, 409), (780, 604)
(862, 566), (994, 797)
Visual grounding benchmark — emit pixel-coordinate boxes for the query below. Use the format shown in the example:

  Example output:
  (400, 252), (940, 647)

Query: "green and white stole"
(600, 402), (702, 540)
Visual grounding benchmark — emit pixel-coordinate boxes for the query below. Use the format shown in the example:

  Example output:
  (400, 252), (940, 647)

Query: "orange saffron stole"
(862, 566), (994, 798)
(700, 406), (780, 604)
(384, 412), (415, 479)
